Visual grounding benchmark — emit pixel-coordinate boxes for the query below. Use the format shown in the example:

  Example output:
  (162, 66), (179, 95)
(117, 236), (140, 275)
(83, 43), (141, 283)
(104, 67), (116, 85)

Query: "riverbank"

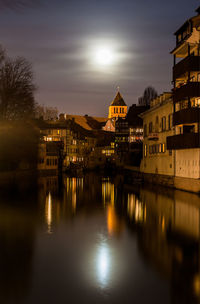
(124, 166), (200, 194)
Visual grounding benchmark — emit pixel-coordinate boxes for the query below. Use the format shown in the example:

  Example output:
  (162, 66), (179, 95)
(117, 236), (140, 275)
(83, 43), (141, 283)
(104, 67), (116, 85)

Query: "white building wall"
(175, 149), (200, 179)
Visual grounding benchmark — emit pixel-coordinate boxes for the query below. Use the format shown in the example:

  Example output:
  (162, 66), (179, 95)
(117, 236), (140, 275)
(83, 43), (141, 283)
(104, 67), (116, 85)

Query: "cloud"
(0, 0), (41, 10)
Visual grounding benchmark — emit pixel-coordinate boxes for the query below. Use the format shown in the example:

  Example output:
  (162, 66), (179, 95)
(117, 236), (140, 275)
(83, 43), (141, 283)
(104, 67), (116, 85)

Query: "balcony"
(148, 133), (159, 141)
(173, 107), (200, 125)
(167, 133), (200, 150)
(173, 56), (200, 80)
(173, 82), (200, 103)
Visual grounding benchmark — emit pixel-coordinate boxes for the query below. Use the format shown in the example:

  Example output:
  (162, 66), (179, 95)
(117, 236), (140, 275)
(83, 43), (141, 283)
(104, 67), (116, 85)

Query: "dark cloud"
(0, 0), (41, 10)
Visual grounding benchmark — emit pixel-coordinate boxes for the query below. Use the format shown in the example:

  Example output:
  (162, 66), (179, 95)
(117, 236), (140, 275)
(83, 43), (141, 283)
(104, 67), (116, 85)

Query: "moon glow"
(95, 47), (114, 66)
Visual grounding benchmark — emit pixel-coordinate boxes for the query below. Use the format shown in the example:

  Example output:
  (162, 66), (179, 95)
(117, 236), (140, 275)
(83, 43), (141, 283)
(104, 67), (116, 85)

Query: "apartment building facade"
(167, 6), (200, 179)
(140, 93), (174, 175)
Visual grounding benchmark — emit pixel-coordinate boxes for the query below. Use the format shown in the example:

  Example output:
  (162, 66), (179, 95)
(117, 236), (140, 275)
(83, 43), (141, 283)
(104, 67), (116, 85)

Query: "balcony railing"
(173, 56), (200, 80)
(173, 107), (200, 125)
(173, 82), (200, 103)
(148, 133), (159, 141)
(167, 133), (200, 150)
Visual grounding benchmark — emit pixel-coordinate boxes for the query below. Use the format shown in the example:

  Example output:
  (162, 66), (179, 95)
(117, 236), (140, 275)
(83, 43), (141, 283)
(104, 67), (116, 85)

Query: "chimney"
(59, 113), (65, 121)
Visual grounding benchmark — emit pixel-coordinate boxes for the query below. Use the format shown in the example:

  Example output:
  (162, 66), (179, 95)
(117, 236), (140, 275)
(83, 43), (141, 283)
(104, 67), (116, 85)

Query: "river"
(0, 173), (200, 304)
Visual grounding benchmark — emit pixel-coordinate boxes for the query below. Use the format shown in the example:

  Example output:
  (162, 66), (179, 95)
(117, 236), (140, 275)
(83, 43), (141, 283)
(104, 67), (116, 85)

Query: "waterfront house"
(167, 6), (200, 180)
(140, 92), (174, 176)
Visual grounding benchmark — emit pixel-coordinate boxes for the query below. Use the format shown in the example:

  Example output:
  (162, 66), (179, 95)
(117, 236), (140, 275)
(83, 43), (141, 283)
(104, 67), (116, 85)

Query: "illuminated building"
(36, 118), (97, 170)
(140, 92), (174, 175)
(108, 91), (127, 119)
(166, 6), (200, 179)
(115, 104), (148, 165)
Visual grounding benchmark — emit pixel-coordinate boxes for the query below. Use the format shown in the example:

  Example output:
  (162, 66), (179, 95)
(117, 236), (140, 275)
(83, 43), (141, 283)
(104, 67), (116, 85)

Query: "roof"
(173, 8), (200, 36)
(33, 118), (96, 138)
(110, 92), (127, 106)
(65, 114), (107, 130)
(139, 92), (173, 118)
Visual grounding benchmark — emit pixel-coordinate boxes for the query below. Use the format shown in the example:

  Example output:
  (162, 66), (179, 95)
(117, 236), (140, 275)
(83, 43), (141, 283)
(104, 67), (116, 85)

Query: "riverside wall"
(124, 166), (200, 194)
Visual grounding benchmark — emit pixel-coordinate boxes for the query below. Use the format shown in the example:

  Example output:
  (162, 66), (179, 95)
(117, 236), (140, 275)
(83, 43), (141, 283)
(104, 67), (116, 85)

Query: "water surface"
(0, 173), (200, 304)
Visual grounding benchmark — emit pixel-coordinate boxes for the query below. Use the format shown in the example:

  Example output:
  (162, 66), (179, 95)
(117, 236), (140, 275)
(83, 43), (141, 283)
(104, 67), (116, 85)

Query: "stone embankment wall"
(124, 166), (200, 194)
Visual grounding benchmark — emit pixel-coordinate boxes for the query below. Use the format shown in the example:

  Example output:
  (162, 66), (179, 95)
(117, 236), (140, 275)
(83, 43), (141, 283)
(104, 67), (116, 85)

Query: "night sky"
(0, 0), (199, 116)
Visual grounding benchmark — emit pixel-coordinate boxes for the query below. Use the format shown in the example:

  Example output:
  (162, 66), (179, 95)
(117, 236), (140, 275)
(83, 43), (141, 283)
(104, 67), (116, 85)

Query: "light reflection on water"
(1, 174), (200, 303)
(96, 241), (110, 288)
(45, 192), (52, 234)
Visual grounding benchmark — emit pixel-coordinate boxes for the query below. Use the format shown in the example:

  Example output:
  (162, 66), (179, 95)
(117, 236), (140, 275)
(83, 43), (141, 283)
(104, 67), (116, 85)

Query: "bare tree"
(35, 105), (58, 120)
(138, 86), (158, 106)
(0, 55), (36, 120)
(0, 45), (5, 64)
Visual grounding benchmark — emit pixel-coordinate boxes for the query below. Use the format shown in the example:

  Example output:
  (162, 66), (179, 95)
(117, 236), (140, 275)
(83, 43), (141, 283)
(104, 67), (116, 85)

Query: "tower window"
(116, 108), (118, 113)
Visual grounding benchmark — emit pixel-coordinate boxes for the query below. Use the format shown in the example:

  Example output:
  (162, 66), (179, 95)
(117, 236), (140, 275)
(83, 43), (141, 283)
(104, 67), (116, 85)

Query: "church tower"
(108, 90), (127, 119)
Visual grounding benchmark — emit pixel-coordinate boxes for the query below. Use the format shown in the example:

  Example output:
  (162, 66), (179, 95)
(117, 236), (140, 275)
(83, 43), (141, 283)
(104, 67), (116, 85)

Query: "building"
(38, 141), (63, 171)
(102, 118), (115, 132)
(115, 104), (148, 165)
(140, 92), (174, 175)
(36, 112), (119, 171)
(167, 6), (200, 179)
(64, 114), (107, 131)
(36, 118), (97, 171)
(108, 91), (127, 119)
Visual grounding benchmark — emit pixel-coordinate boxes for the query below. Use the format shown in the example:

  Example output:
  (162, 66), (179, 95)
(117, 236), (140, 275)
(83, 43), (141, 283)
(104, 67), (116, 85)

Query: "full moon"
(94, 47), (115, 66)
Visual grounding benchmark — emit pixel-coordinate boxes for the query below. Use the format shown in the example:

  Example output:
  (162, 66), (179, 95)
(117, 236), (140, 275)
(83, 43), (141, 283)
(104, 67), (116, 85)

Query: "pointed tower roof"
(110, 91), (127, 106)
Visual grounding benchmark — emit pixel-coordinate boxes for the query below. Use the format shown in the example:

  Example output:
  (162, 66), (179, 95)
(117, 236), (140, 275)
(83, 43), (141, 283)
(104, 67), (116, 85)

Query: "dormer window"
(177, 34), (182, 43)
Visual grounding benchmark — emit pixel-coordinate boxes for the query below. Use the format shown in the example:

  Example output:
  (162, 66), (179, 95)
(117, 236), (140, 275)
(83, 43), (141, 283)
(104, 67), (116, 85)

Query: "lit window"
(163, 144), (165, 153)
(162, 117), (166, 131)
(144, 144), (147, 158)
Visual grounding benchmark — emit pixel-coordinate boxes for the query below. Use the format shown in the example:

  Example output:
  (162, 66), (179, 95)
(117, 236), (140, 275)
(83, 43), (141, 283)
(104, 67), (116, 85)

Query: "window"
(177, 34), (182, 43)
(122, 108), (124, 113)
(144, 145), (147, 158)
(116, 108), (118, 113)
(169, 150), (172, 156)
(156, 116), (159, 124)
(120, 108), (122, 113)
(155, 116), (159, 132)
(47, 159), (50, 166)
(161, 143), (165, 153)
(168, 114), (172, 130)
(156, 145), (159, 153)
(144, 124), (147, 137)
(161, 117), (166, 131)
(149, 122), (153, 133)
